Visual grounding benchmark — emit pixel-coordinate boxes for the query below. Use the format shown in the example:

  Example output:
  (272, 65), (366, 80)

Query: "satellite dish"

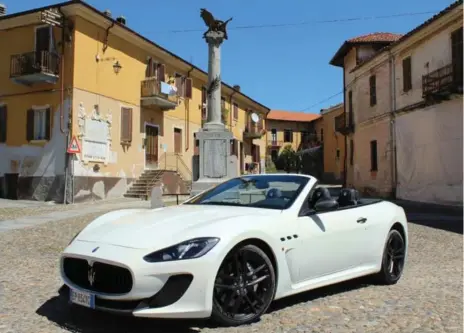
(251, 113), (260, 123)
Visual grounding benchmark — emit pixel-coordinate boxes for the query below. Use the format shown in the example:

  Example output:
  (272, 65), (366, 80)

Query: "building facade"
(330, 0), (463, 203)
(320, 103), (345, 183)
(0, 1), (269, 202)
(265, 110), (321, 161)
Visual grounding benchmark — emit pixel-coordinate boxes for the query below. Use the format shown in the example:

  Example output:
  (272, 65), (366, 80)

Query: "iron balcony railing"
(422, 63), (463, 97)
(10, 51), (60, 78)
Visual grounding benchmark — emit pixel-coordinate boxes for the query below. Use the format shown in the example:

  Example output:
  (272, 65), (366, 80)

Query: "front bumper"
(60, 240), (219, 318)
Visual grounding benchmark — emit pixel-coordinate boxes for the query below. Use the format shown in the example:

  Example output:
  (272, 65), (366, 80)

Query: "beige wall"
(320, 106), (345, 180)
(266, 119), (314, 152)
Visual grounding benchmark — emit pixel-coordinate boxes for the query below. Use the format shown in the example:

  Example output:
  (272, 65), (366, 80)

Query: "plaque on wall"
(203, 139), (227, 178)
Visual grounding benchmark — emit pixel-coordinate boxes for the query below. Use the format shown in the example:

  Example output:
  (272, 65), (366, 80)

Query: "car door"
(295, 207), (368, 282)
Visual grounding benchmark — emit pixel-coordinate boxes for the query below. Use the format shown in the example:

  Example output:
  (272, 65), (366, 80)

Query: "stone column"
(204, 31), (225, 131)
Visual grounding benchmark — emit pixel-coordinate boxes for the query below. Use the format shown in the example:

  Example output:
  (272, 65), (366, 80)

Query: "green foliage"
(275, 145), (301, 173)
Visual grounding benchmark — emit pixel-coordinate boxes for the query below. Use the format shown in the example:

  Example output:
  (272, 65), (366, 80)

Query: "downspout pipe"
(342, 68), (347, 188)
(186, 66), (195, 152)
(388, 50), (398, 198)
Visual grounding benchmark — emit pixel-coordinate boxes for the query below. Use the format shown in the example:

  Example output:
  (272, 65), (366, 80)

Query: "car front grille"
(62, 257), (133, 294)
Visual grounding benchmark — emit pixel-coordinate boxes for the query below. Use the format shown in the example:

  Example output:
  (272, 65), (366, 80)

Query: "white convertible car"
(60, 174), (408, 327)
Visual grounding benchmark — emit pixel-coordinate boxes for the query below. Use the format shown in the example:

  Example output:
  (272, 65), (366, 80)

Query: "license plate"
(69, 288), (95, 309)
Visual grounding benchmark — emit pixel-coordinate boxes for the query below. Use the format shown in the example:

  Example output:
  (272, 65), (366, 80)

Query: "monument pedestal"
(190, 128), (237, 196)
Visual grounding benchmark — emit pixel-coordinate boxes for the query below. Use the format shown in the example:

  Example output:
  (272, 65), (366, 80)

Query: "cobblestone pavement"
(0, 209), (462, 333)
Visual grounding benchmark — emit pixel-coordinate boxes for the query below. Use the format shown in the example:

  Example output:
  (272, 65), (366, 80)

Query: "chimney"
(233, 85), (240, 92)
(116, 16), (126, 25)
(103, 9), (112, 17)
(0, 4), (6, 16)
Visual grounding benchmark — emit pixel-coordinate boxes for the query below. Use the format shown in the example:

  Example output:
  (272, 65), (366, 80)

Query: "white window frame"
(31, 105), (49, 141)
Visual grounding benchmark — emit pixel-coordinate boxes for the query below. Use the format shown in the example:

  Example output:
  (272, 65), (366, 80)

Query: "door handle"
(357, 217), (367, 224)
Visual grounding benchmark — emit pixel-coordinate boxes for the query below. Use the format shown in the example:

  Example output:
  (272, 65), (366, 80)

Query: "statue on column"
(200, 8), (233, 40)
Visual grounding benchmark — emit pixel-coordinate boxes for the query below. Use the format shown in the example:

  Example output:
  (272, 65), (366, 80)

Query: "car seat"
(266, 188), (282, 199)
(337, 188), (359, 207)
(310, 187), (332, 208)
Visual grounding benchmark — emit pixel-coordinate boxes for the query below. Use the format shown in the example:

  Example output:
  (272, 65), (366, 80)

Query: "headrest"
(310, 187), (332, 207)
(338, 188), (359, 205)
(266, 188), (282, 199)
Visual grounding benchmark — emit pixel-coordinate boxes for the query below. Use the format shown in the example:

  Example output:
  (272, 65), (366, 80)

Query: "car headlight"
(143, 237), (220, 263)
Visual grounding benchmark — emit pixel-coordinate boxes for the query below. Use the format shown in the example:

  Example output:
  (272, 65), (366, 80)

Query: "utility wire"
(299, 91), (344, 113)
(149, 11), (439, 34)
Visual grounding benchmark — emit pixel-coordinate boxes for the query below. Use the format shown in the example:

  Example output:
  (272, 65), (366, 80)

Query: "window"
(350, 139), (354, 166)
(35, 26), (52, 53)
(174, 127), (182, 154)
(451, 27), (463, 86)
(185, 78), (193, 99)
(184, 175), (309, 210)
(348, 90), (353, 126)
(26, 107), (51, 141)
(271, 129), (277, 142)
(336, 148), (340, 159)
(233, 102), (238, 120)
(145, 59), (165, 81)
(320, 128), (324, 143)
(221, 97), (226, 108)
(175, 74), (185, 97)
(0, 105), (6, 143)
(120, 107), (133, 143)
(402, 57), (412, 92)
(369, 75), (377, 106)
(201, 86), (207, 120)
(271, 149), (278, 161)
(284, 129), (293, 142)
(370, 140), (378, 171)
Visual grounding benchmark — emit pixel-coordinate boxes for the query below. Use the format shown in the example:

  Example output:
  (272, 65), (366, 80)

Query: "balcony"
(10, 51), (60, 85)
(267, 139), (283, 147)
(243, 117), (265, 139)
(141, 77), (179, 111)
(422, 63), (463, 99)
(334, 113), (354, 135)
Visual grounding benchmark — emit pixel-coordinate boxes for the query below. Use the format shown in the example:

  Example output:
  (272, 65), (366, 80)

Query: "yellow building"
(265, 110), (321, 161)
(0, 1), (269, 202)
(319, 103), (345, 183)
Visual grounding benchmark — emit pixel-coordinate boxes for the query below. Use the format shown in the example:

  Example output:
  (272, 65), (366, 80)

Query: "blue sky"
(4, 0), (454, 113)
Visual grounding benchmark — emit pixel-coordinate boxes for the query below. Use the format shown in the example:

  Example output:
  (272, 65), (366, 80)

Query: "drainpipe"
(58, 8), (69, 205)
(342, 68), (347, 187)
(186, 66), (195, 152)
(388, 50), (398, 198)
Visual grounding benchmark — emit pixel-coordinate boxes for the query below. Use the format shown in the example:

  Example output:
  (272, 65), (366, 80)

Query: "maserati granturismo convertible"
(60, 174), (408, 326)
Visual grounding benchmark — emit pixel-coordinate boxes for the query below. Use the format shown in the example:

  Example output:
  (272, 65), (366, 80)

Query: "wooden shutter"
(348, 90), (353, 126)
(350, 139), (354, 166)
(0, 105), (6, 143)
(402, 57), (412, 92)
(370, 140), (378, 171)
(26, 109), (34, 141)
(174, 128), (182, 153)
(451, 27), (463, 85)
(233, 103), (238, 120)
(175, 76), (183, 97)
(185, 78), (193, 99)
(201, 86), (207, 120)
(158, 64), (165, 82)
(369, 75), (376, 106)
(146, 58), (152, 77)
(120, 107), (133, 142)
(44, 107), (51, 140)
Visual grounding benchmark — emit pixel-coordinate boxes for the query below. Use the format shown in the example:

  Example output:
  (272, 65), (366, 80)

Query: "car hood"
(76, 204), (281, 250)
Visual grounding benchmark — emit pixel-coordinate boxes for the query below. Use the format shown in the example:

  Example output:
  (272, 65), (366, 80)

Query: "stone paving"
(0, 201), (462, 333)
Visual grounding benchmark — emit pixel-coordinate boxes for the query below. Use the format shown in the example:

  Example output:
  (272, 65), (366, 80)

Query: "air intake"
(0, 4), (6, 16)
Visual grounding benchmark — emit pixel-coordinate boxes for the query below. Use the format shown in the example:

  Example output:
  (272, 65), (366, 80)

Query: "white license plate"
(69, 288), (95, 309)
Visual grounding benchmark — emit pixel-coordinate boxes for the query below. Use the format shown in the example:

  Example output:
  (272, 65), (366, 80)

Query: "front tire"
(375, 229), (406, 285)
(211, 244), (276, 327)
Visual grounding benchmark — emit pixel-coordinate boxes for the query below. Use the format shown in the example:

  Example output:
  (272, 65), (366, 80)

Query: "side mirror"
(314, 198), (339, 212)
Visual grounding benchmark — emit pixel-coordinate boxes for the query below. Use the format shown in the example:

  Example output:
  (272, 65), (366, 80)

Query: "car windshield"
(184, 175), (310, 210)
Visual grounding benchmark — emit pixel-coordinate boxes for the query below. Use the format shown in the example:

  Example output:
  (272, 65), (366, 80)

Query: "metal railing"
(10, 51), (60, 78)
(141, 77), (179, 103)
(157, 152), (192, 182)
(422, 63), (462, 97)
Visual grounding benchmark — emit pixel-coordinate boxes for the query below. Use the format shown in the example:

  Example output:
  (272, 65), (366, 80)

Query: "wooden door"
(145, 125), (158, 168)
(174, 128), (182, 154)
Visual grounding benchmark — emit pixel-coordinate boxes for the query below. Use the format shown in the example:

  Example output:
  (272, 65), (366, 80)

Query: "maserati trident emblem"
(88, 264), (96, 286)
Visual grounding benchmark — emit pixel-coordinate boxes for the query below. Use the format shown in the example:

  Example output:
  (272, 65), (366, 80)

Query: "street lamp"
(113, 61), (122, 74)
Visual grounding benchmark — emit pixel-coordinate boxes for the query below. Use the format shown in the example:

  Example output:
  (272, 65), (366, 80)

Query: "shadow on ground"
(36, 278), (370, 332)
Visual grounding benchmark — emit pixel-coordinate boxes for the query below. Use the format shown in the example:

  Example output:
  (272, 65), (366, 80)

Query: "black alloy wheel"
(211, 244), (276, 327)
(376, 229), (406, 285)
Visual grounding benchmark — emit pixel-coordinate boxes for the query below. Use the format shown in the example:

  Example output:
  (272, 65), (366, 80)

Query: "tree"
(276, 145), (301, 173)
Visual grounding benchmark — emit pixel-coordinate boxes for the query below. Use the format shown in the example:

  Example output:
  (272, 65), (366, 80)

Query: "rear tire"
(375, 229), (406, 285)
(211, 244), (276, 327)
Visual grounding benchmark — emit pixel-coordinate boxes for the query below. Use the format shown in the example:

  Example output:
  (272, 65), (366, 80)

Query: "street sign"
(40, 8), (63, 27)
(67, 136), (81, 154)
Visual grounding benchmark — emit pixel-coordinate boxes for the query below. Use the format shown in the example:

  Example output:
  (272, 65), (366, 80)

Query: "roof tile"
(267, 110), (321, 122)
